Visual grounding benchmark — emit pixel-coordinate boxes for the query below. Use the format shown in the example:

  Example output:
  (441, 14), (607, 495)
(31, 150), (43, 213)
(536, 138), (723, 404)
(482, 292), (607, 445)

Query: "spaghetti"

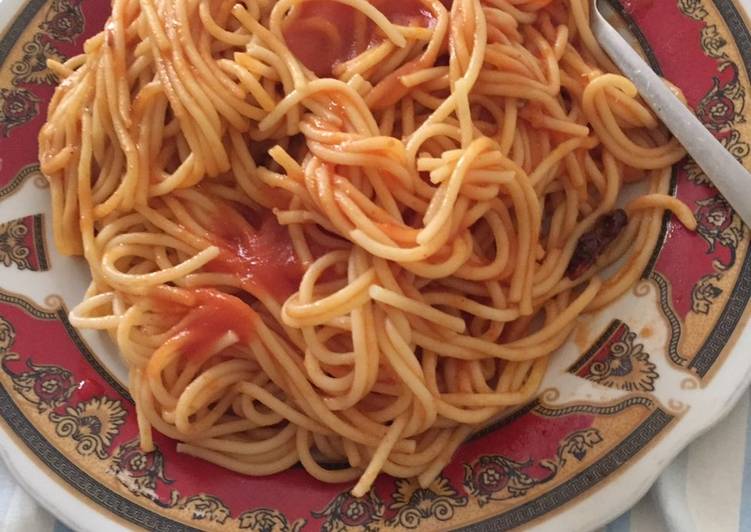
(39, 0), (696, 495)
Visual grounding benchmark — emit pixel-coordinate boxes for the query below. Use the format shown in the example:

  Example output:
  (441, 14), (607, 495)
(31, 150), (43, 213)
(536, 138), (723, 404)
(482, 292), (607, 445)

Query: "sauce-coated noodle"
(40, 0), (696, 495)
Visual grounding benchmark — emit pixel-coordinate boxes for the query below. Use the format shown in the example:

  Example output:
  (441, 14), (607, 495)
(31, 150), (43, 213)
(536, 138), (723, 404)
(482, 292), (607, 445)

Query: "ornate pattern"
(313, 491), (385, 532)
(557, 429), (604, 467)
(0, 215), (49, 271)
(695, 70), (745, 133)
(464, 455), (542, 507)
(533, 396), (656, 417)
(690, 65), (750, 172)
(238, 509), (306, 532)
(180, 494), (231, 525)
(0, 164), (44, 201)
(0, 312), (130, 479)
(679, 0), (742, 64)
(646, 0), (750, 366)
(651, 196), (747, 372)
(108, 438), (177, 506)
(0, 219), (32, 270)
(588, 325), (658, 392)
(313, 476), (468, 530)
(463, 429), (603, 507)
(387, 476), (468, 528)
(569, 321), (659, 392)
(0, 315), (16, 352)
(0, 88), (40, 137)
(650, 272), (687, 366)
(677, 0), (707, 20)
(676, 0), (748, 319)
(49, 396), (126, 459)
(40, 0), (85, 42)
(11, 34), (65, 86)
(700, 23), (729, 60)
(1, 352), (75, 412)
(0, 0), (84, 136)
(694, 194), (745, 271)
(692, 272), (723, 314)
(1, 316), (74, 414)
(111, 439), (314, 527)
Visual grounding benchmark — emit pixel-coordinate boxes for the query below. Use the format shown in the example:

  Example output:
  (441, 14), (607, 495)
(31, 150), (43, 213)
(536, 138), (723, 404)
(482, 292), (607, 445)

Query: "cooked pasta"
(39, 0), (696, 495)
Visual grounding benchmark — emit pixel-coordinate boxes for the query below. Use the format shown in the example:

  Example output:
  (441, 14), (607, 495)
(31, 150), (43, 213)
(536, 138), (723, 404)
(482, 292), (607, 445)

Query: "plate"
(1, 0), (751, 530)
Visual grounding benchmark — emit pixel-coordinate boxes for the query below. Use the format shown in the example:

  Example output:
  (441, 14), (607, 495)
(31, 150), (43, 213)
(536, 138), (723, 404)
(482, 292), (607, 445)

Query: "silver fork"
(590, 0), (751, 225)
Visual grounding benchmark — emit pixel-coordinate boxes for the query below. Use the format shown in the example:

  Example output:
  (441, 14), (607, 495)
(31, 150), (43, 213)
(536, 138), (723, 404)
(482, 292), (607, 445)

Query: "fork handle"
(592, 17), (751, 225)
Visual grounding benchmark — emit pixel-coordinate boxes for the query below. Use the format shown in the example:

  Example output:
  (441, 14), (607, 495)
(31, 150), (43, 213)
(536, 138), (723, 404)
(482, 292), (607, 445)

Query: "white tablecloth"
(1, 388), (749, 531)
(598, 388), (751, 532)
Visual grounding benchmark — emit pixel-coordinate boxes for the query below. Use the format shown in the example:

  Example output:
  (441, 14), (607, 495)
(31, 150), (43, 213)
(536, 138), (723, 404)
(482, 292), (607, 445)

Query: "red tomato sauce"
(206, 213), (304, 302)
(152, 288), (259, 362)
(283, 0), (435, 77)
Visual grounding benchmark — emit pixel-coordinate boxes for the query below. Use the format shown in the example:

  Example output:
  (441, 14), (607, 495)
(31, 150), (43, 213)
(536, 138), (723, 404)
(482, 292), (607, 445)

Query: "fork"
(589, 0), (751, 225)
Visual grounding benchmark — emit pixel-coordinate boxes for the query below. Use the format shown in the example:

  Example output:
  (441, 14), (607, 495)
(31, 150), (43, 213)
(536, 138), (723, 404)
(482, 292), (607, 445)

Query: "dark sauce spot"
(566, 209), (628, 280)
